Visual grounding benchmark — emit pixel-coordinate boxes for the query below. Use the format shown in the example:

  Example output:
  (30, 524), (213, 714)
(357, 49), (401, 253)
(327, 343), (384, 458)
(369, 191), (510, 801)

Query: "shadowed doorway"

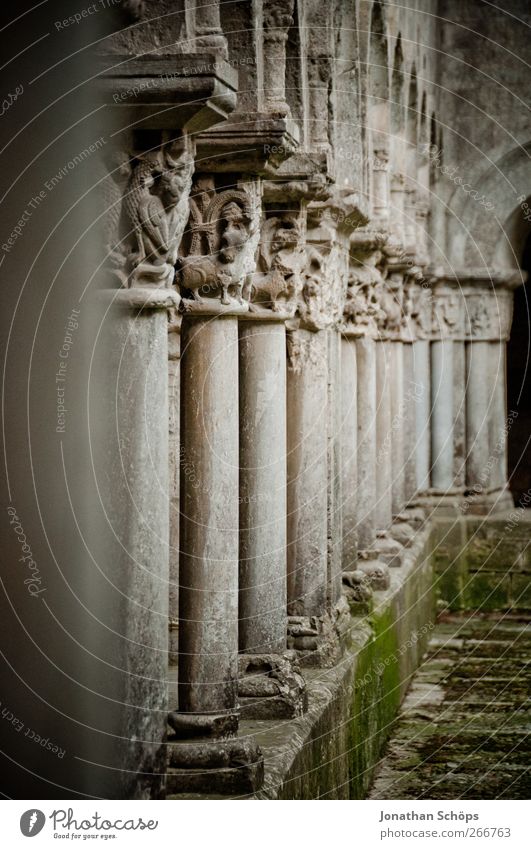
(507, 231), (531, 504)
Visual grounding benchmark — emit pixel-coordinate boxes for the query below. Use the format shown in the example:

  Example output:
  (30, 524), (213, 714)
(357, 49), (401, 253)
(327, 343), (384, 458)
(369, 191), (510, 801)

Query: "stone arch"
(445, 140), (531, 266)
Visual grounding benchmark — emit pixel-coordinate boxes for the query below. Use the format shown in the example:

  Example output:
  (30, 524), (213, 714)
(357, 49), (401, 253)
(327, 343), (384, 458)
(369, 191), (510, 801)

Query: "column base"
(459, 487), (514, 516)
(390, 517), (416, 547)
(342, 569), (374, 615)
(166, 737), (264, 796)
(287, 597), (351, 668)
(415, 488), (514, 517)
(397, 506), (427, 527)
(372, 532), (404, 567)
(237, 652), (307, 719)
(168, 711), (238, 739)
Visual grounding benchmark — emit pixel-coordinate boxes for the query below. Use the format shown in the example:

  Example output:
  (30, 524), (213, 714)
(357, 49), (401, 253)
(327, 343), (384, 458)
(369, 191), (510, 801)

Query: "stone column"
(461, 280), (515, 513)
(390, 338), (405, 515)
(286, 328), (328, 617)
(241, 209), (304, 649)
(94, 137), (194, 798)
(466, 339), (491, 491)
(430, 285), (461, 495)
(96, 286), (178, 800)
(356, 334), (378, 550)
(490, 342), (508, 491)
(238, 210), (307, 716)
(402, 339), (417, 503)
(431, 338), (454, 491)
(453, 338), (467, 491)
(168, 177), (263, 794)
(372, 149), (390, 224)
(192, 0), (228, 56)
(178, 314), (241, 718)
(286, 213), (351, 662)
(342, 238), (391, 592)
(375, 339), (393, 529)
(239, 319), (287, 654)
(414, 338), (431, 492)
(408, 278), (432, 495)
(344, 234), (392, 568)
(340, 334), (358, 571)
(168, 315), (181, 663)
(262, 0), (295, 117)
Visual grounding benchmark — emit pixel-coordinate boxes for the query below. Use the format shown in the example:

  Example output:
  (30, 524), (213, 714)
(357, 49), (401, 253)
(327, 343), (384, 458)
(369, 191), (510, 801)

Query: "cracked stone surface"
(369, 612), (531, 799)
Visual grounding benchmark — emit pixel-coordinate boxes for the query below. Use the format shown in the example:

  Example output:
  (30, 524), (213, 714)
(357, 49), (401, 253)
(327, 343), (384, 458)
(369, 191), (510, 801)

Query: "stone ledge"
(166, 525), (435, 799)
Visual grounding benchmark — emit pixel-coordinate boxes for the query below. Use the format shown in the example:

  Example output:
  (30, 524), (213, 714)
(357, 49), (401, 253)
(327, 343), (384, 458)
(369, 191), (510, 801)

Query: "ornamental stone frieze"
(175, 175), (261, 313)
(429, 269), (520, 342)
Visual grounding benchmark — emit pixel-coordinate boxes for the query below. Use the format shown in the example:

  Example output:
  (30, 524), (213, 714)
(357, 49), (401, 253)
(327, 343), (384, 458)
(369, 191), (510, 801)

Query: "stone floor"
(369, 612), (531, 799)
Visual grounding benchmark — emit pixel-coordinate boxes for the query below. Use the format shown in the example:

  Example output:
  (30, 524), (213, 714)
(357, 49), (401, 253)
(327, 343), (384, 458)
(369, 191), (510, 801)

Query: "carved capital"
(262, 0), (295, 117)
(343, 238), (387, 338)
(98, 135), (194, 291)
(292, 216), (348, 331)
(463, 288), (513, 341)
(431, 285), (463, 339)
(248, 208), (305, 319)
(404, 277), (432, 340)
(176, 175), (261, 315)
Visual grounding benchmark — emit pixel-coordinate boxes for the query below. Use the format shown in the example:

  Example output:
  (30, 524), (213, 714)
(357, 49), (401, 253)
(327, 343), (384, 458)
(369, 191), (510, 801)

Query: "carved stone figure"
(177, 177), (260, 311)
(248, 213), (305, 316)
(98, 139), (193, 289)
(124, 146), (193, 287)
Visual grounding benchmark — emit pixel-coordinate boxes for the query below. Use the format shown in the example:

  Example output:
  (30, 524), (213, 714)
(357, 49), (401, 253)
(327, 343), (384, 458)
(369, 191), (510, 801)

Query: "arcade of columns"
(95, 0), (519, 796)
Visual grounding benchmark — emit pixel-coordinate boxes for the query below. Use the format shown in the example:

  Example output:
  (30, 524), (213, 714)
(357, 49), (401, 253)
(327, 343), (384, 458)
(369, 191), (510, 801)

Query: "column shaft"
(403, 341), (417, 503)
(490, 342), (508, 490)
(287, 329), (328, 617)
(356, 336), (377, 549)
(431, 339), (454, 491)
(179, 317), (239, 716)
(466, 340), (491, 490)
(341, 337), (357, 570)
(327, 328), (343, 607)
(375, 340), (393, 530)
(453, 340), (466, 489)
(390, 340), (405, 515)
(239, 320), (287, 654)
(414, 339), (431, 492)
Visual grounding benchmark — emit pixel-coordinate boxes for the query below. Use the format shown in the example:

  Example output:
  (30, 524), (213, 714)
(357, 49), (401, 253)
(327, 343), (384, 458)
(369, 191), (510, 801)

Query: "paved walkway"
(369, 612), (531, 799)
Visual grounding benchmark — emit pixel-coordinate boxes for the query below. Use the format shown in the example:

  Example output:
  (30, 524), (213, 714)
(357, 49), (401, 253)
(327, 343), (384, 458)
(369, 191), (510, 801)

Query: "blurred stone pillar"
(430, 285), (461, 496)
(191, 0), (228, 56)
(169, 177), (264, 794)
(343, 231), (391, 591)
(286, 211), (351, 663)
(168, 314), (181, 663)
(340, 332), (358, 571)
(262, 0), (295, 117)
(93, 135), (194, 799)
(236, 207), (307, 719)
(461, 279), (515, 513)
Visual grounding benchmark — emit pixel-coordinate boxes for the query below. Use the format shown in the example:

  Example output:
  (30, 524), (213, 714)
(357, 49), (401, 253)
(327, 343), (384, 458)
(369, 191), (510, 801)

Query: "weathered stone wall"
(433, 514), (531, 612)
(248, 527), (435, 799)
